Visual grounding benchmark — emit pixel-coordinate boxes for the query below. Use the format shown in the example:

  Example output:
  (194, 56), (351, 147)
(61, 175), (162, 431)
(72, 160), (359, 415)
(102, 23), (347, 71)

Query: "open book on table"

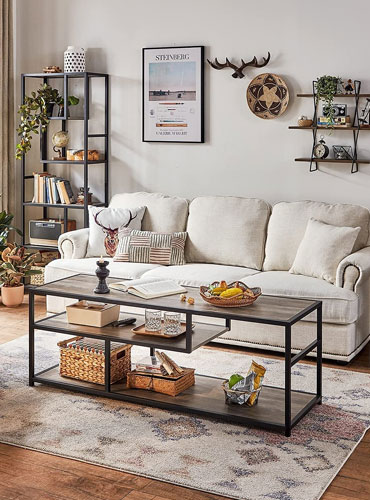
(109, 276), (187, 299)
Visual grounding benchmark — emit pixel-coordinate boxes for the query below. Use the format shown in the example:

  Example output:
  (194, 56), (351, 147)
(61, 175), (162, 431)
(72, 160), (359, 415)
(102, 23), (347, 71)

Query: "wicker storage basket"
(127, 368), (195, 396)
(58, 336), (131, 385)
(30, 265), (45, 286)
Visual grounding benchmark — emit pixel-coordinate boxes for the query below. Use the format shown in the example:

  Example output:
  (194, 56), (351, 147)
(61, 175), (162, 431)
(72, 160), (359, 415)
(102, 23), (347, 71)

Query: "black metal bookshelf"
(20, 72), (109, 251)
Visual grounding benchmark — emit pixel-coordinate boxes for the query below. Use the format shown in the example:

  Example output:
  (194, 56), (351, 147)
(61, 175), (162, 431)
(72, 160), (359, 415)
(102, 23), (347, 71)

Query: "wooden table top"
(34, 274), (320, 326)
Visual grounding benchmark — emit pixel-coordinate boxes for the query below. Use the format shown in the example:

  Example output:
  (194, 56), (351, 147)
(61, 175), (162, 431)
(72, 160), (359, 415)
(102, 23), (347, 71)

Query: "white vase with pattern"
(64, 46), (85, 73)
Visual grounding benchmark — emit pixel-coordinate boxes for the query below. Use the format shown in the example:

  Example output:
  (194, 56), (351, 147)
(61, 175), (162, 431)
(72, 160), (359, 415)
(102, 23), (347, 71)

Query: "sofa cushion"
(46, 258), (162, 281)
(289, 218), (360, 283)
(264, 201), (370, 271)
(109, 192), (189, 233)
(185, 196), (270, 269)
(242, 271), (358, 324)
(141, 263), (260, 288)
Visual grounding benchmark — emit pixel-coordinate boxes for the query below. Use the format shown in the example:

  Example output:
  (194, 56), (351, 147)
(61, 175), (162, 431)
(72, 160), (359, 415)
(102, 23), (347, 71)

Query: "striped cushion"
(114, 230), (187, 266)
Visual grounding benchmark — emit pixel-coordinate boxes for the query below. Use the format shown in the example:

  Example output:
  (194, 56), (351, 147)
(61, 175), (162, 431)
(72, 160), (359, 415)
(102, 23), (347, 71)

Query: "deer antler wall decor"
(207, 52), (271, 79)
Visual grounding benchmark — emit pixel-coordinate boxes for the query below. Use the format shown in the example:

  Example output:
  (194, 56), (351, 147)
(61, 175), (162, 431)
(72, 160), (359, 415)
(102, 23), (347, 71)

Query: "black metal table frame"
(28, 281), (322, 437)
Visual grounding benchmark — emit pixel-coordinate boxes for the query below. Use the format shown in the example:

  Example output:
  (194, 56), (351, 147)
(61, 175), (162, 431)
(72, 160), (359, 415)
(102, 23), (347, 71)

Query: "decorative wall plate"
(247, 73), (289, 119)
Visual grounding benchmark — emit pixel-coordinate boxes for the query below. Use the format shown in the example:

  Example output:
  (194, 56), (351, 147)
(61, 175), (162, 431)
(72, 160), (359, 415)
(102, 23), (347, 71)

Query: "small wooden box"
(66, 301), (120, 328)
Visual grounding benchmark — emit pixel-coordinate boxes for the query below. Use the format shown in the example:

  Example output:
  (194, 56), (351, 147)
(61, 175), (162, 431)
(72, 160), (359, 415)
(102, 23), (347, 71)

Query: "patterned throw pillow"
(86, 206), (146, 258)
(114, 230), (187, 266)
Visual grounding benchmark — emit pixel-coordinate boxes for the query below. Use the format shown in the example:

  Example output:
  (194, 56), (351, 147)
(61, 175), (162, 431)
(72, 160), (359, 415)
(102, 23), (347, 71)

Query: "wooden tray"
(132, 321), (194, 338)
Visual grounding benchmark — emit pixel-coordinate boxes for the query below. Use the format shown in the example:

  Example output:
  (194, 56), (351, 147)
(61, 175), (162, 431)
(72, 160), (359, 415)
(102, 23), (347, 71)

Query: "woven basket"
(298, 119), (313, 127)
(58, 336), (132, 385)
(127, 368), (195, 396)
(200, 281), (261, 308)
(30, 266), (45, 286)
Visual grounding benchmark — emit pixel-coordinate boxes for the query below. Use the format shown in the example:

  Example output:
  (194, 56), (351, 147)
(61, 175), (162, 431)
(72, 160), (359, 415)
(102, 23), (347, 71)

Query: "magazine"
(109, 277), (186, 299)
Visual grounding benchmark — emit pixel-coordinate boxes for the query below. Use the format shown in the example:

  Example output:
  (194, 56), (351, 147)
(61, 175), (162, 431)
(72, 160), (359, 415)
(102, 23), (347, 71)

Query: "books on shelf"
(32, 173), (75, 204)
(109, 276), (187, 299)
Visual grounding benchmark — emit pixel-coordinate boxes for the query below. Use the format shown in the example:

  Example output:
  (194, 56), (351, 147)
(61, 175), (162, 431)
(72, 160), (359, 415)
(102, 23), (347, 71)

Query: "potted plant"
(0, 211), (22, 251)
(0, 244), (41, 307)
(15, 83), (79, 160)
(315, 75), (343, 126)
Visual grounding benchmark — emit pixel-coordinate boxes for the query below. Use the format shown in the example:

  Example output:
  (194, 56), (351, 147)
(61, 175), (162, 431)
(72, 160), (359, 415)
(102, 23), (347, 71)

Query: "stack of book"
(32, 173), (75, 204)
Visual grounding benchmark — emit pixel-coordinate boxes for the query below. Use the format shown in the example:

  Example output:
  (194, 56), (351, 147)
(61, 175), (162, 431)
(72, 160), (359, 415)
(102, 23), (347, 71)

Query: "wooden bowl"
(199, 281), (261, 308)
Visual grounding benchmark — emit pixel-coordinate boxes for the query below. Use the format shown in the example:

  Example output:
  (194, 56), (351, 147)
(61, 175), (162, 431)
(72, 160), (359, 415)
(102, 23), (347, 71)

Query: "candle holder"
(94, 260), (110, 294)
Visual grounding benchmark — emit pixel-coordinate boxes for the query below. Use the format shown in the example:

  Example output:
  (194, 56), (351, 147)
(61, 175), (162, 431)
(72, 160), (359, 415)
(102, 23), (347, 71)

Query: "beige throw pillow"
(289, 218), (361, 283)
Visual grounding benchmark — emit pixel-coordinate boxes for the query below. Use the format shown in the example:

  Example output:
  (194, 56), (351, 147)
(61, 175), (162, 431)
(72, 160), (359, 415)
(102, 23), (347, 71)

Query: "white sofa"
(45, 192), (370, 362)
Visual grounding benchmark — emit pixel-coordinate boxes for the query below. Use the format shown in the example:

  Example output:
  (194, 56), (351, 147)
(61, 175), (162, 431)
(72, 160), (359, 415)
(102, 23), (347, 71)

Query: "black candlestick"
(94, 260), (110, 294)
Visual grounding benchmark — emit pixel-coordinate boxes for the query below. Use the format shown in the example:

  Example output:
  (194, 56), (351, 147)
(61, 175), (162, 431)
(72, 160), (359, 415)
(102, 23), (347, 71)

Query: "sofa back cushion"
(263, 201), (370, 271)
(185, 196), (271, 269)
(109, 192), (189, 233)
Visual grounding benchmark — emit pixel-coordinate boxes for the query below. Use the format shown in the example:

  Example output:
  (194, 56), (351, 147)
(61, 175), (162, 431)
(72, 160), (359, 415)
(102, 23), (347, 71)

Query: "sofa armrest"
(58, 228), (90, 259)
(336, 246), (370, 291)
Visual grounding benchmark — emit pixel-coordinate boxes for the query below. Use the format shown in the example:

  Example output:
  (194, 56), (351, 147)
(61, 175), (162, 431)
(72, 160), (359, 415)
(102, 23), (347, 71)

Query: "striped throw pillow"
(114, 229), (187, 266)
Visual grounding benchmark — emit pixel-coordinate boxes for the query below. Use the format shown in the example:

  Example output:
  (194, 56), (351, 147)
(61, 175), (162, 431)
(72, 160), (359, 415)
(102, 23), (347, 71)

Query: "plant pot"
(46, 102), (55, 117)
(1, 284), (24, 307)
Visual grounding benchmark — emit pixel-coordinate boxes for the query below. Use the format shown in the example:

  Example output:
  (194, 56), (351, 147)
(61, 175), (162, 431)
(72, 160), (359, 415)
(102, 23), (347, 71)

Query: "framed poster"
(142, 46), (204, 143)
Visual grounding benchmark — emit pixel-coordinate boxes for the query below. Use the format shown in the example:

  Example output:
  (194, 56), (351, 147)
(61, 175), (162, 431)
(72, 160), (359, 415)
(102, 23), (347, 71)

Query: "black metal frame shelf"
(20, 71), (109, 249)
(291, 80), (369, 173)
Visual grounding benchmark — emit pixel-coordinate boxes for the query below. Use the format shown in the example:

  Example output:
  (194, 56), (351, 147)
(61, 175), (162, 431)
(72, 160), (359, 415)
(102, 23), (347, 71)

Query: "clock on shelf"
(313, 136), (329, 159)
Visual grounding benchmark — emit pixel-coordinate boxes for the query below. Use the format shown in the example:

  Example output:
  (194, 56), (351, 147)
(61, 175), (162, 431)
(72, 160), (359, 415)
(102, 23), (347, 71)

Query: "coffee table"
(29, 274), (322, 437)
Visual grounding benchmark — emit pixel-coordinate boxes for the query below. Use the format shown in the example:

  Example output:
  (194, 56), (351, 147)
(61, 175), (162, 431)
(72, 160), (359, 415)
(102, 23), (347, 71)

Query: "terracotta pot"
(1, 284), (24, 307)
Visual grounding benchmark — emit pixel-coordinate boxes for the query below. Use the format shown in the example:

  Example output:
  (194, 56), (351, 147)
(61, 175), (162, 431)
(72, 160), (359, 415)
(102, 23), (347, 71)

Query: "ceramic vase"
(64, 46), (85, 73)
(1, 284), (25, 307)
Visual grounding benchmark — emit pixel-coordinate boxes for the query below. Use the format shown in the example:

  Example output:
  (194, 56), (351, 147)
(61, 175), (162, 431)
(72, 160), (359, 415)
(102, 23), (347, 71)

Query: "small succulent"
(0, 244), (41, 287)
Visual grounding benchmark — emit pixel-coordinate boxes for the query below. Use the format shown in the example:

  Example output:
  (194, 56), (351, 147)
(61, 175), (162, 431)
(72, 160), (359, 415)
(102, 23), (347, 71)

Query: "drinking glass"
(145, 309), (162, 332)
(163, 311), (181, 336)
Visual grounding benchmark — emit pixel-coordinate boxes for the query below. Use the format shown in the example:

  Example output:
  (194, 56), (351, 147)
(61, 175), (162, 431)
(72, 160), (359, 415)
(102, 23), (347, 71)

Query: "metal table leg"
(29, 291), (35, 387)
(317, 303), (322, 404)
(285, 324), (292, 437)
(105, 339), (111, 393)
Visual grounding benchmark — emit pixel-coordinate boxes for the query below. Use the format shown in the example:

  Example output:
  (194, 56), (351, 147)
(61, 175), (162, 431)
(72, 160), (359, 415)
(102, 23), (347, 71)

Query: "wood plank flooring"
(0, 295), (369, 500)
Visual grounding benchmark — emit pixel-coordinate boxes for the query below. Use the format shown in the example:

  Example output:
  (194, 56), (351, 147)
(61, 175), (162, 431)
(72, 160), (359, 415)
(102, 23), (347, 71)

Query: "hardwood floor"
(0, 295), (369, 500)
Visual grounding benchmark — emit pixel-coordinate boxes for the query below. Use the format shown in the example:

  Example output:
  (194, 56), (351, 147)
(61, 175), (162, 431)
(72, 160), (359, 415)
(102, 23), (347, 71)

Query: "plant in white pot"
(0, 244), (41, 307)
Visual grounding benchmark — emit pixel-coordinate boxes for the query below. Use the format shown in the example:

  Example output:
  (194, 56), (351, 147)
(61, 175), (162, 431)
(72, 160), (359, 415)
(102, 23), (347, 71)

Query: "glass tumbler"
(145, 309), (162, 332)
(163, 311), (181, 336)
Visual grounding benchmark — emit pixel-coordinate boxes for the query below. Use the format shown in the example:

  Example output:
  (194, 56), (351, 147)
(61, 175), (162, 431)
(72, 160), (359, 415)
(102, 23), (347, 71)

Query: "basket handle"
(57, 336), (83, 348)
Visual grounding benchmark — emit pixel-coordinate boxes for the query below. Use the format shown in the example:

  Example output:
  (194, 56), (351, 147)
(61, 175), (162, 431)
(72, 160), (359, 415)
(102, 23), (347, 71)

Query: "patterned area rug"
(0, 333), (370, 500)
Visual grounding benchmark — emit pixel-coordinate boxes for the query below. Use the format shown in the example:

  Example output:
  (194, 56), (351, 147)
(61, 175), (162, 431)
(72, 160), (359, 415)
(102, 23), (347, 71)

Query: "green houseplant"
(15, 84), (79, 160)
(0, 244), (41, 307)
(315, 75), (342, 126)
(0, 211), (22, 251)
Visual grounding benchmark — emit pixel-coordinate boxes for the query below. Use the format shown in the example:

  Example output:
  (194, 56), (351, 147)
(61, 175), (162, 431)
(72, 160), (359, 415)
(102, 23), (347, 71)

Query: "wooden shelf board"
(289, 126), (370, 131)
(34, 366), (316, 429)
(40, 160), (106, 164)
(24, 243), (59, 251)
(297, 93), (370, 98)
(48, 117), (84, 121)
(23, 202), (105, 209)
(22, 72), (108, 78)
(295, 158), (370, 164)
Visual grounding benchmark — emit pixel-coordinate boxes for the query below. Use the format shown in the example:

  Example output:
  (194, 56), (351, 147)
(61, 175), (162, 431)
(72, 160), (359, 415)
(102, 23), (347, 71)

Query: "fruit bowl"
(199, 281), (261, 308)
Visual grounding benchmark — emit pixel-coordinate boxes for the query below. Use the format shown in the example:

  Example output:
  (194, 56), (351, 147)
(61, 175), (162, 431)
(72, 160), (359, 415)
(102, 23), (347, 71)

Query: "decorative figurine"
(94, 256), (110, 294)
(76, 187), (92, 205)
(52, 130), (69, 160)
(344, 79), (354, 94)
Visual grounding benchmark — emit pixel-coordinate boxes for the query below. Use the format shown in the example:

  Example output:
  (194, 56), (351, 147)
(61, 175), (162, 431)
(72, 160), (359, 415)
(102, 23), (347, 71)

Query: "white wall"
(14, 0), (370, 215)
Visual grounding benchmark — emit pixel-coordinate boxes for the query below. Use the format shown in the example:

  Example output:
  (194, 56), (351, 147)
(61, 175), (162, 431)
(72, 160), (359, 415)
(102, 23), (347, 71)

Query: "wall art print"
(142, 46), (204, 143)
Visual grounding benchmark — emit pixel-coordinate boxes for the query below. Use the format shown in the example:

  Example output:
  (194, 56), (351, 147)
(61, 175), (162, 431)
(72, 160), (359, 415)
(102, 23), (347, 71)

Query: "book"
(56, 181), (66, 204)
(110, 277), (186, 299)
(63, 180), (75, 203)
(59, 181), (71, 204)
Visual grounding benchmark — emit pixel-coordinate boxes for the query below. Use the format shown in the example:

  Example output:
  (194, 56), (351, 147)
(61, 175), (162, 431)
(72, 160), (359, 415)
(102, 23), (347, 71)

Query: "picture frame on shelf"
(142, 45), (204, 143)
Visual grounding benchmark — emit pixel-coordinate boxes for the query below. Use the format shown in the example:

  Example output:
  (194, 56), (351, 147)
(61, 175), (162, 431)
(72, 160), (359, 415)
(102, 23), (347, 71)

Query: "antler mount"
(207, 52), (271, 79)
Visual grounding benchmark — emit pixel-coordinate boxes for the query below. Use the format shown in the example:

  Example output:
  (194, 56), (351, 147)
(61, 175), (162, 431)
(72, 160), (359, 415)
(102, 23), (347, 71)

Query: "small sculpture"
(344, 79), (354, 94)
(94, 257), (110, 294)
(207, 52), (271, 79)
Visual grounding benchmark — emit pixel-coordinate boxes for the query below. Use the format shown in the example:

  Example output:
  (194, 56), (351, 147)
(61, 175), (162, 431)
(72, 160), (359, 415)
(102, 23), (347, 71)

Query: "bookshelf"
(20, 72), (109, 251)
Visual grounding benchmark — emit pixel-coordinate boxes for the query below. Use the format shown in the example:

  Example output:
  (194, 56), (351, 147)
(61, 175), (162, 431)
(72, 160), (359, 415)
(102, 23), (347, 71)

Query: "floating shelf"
(289, 126), (370, 131)
(295, 158), (370, 164)
(297, 93), (370, 98)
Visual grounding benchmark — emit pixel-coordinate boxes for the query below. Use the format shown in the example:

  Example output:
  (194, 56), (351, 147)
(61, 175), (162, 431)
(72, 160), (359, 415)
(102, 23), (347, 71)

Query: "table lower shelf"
(33, 366), (319, 433)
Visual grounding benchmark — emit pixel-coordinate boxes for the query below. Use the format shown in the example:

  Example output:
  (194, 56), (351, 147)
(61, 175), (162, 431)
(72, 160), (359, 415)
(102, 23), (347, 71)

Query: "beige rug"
(0, 332), (369, 500)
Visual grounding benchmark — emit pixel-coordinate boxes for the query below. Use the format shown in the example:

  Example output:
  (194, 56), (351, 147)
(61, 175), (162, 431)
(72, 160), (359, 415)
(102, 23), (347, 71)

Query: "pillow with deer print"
(86, 206), (146, 258)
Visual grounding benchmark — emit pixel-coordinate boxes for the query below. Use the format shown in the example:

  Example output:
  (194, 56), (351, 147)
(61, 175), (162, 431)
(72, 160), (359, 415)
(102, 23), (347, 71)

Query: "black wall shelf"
(20, 72), (109, 250)
(290, 80), (368, 173)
